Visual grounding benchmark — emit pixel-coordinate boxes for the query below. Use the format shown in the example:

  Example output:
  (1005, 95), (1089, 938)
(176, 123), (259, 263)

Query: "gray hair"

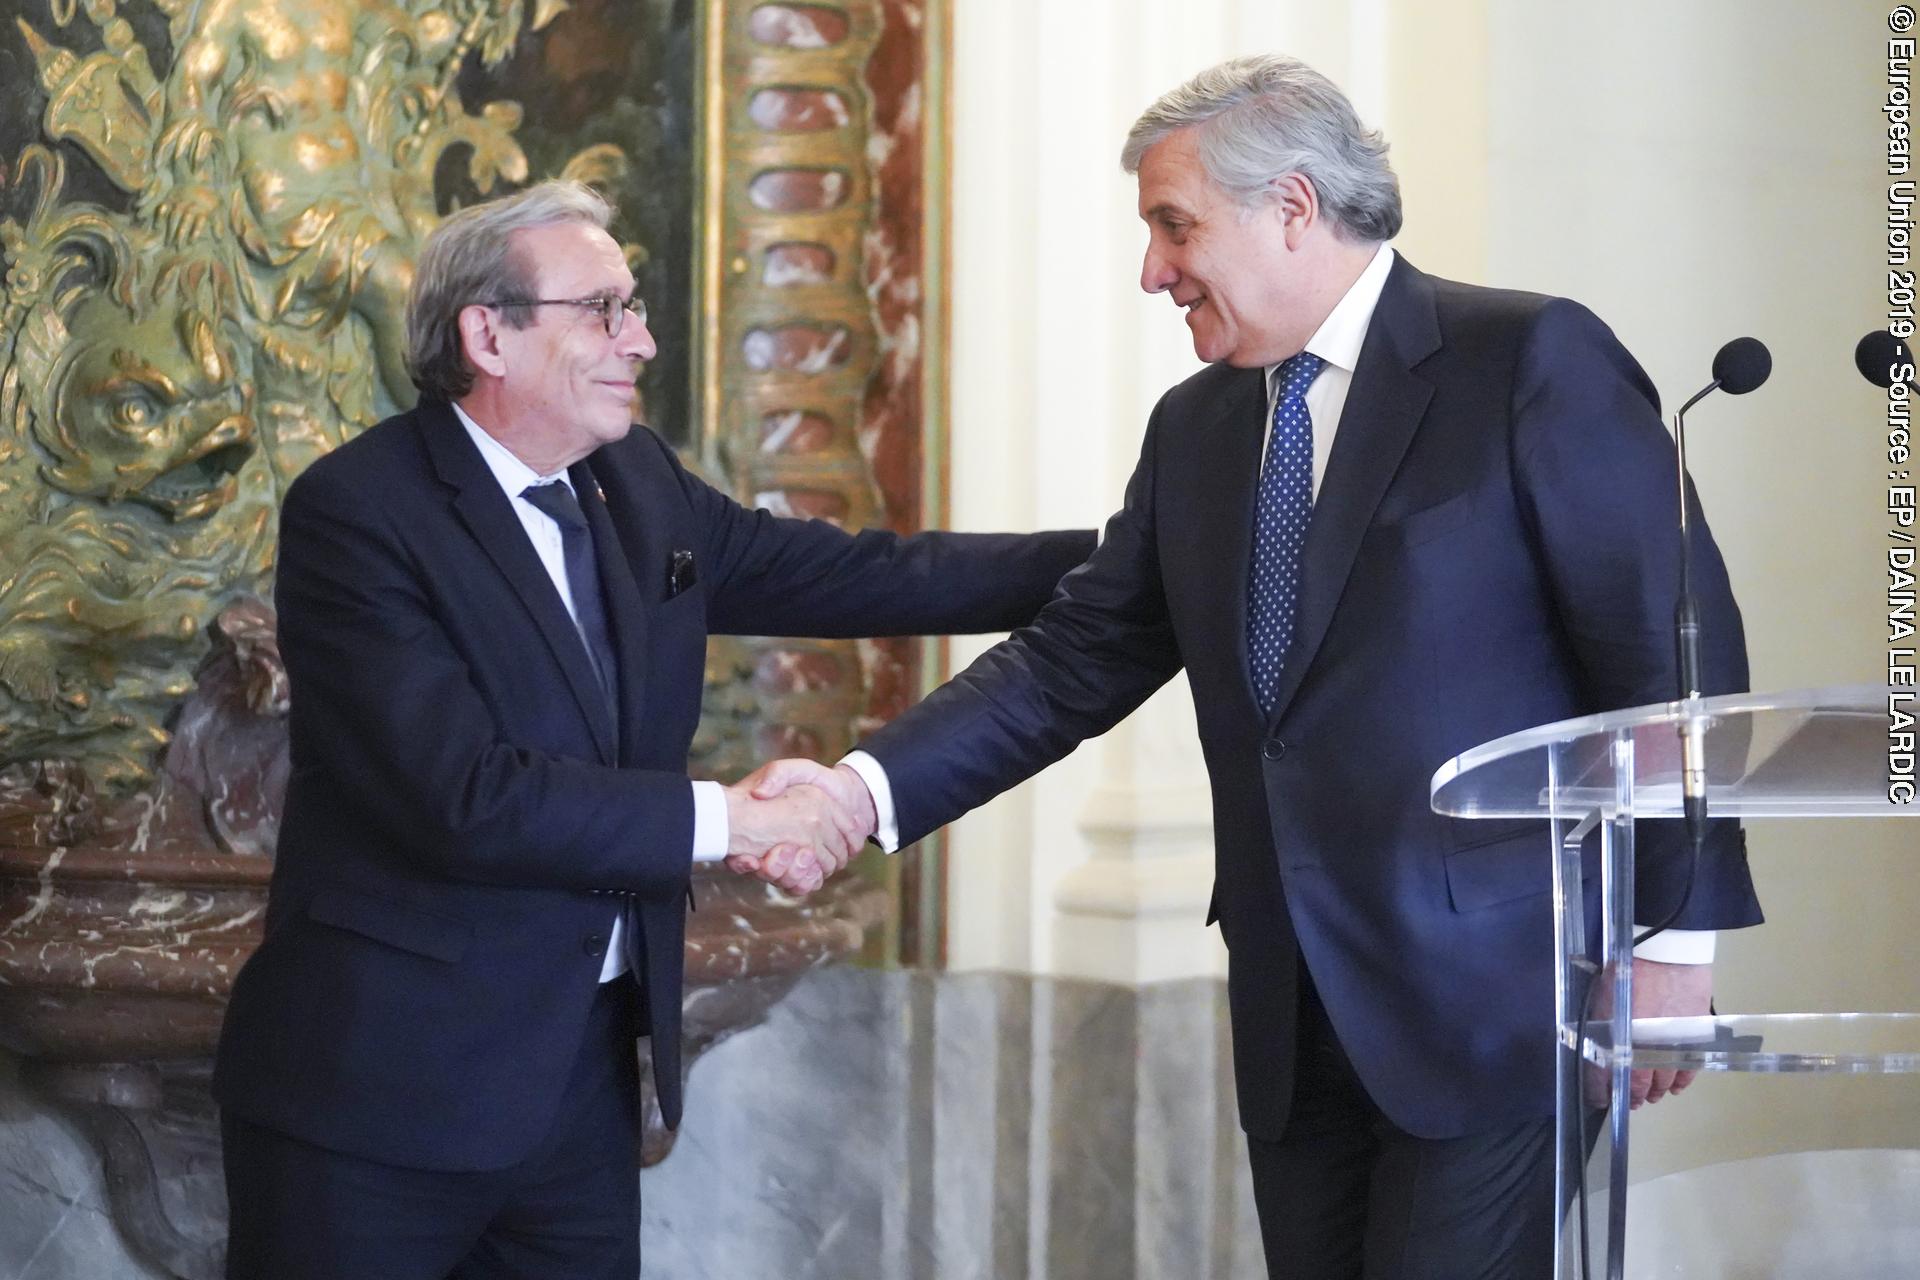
(405, 180), (615, 402)
(1120, 55), (1401, 243)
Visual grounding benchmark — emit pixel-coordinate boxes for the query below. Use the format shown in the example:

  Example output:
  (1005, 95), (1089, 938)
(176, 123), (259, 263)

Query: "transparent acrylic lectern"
(1430, 684), (1918, 1279)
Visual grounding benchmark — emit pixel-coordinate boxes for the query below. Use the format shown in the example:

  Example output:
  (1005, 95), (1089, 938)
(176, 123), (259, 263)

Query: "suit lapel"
(571, 459), (653, 766)
(1267, 258), (1441, 725)
(418, 403), (618, 764)
(1188, 367), (1274, 722)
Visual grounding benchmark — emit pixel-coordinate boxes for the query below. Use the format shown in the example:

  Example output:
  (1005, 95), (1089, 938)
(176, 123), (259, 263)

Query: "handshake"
(720, 759), (880, 895)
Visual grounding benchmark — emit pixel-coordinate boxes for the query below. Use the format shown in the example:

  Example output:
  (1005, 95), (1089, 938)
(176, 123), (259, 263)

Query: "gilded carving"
(698, 0), (949, 957)
(0, 0), (613, 793)
(0, 3), (943, 1265)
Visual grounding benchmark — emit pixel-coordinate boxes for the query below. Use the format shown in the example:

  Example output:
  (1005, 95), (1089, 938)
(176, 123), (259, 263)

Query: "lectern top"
(1429, 684), (1915, 820)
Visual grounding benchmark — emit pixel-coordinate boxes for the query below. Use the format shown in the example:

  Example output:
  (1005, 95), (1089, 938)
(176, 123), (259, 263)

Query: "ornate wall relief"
(0, 1), (947, 1272)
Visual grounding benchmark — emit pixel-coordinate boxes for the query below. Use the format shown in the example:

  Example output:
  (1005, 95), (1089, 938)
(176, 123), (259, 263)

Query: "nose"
(1140, 246), (1177, 295)
(620, 317), (657, 362)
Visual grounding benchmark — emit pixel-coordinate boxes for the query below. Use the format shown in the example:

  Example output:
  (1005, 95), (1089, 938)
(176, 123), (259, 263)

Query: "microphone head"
(1711, 336), (1771, 395)
(1855, 330), (1913, 388)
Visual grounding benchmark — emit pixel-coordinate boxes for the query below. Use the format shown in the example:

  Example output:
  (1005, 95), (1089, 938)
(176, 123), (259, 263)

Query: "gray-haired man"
(212, 180), (1092, 1278)
(751, 54), (1761, 1277)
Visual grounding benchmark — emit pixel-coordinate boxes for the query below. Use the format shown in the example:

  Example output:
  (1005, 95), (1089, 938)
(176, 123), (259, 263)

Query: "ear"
(458, 304), (509, 380)
(1270, 173), (1320, 250)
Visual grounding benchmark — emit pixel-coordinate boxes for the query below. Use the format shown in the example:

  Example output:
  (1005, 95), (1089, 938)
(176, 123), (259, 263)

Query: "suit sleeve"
(856, 399), (1186, 847)
(1510, 298), (1763, 932)
(651, 435), (1095, 638)
(275, 461), (695, 901)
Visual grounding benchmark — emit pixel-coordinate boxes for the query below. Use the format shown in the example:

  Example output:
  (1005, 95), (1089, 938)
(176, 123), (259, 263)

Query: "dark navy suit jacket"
(862, 257), (1762, 1141)
(212, 399), (1092, 1171)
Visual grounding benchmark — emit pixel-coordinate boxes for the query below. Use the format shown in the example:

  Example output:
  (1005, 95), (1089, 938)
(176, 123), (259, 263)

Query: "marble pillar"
(638, 969), (1264, 1279)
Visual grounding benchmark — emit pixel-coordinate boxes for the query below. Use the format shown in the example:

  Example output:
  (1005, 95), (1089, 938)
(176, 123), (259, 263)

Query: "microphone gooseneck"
(1671, 338), (1770, 857)
(1587, 336), (1772, 1280)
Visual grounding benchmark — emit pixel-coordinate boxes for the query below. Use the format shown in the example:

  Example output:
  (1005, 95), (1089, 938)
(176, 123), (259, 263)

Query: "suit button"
(1262, 738), (1287, 761)
(583, 933), (608, 957)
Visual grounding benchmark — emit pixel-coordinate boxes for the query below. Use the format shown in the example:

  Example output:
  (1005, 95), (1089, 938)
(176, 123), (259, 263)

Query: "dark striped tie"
(520, 480), (619, 726)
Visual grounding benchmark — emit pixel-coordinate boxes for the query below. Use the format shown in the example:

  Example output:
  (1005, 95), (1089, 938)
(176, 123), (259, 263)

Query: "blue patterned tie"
(1247, 351), (1324, 716)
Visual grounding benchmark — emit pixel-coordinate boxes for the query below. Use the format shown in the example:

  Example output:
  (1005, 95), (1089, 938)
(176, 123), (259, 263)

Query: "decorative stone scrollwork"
(1, 1), (941, 1272)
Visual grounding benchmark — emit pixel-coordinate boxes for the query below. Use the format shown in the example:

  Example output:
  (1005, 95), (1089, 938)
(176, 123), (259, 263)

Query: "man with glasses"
(212, 180), (1092, 1278)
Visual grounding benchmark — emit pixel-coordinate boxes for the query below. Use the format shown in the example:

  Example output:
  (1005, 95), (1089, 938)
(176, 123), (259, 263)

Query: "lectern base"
(1565, 1148), (1920, 1279)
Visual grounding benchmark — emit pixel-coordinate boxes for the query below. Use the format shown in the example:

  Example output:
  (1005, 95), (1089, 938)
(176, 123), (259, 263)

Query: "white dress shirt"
(1264, 240), (1397, 496)
(842, 247), (1710, 961)
(454, 406), (730, 983)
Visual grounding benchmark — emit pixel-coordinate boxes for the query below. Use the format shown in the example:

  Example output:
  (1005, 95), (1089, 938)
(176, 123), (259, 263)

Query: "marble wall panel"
(0, 972), (1262, 1279)
(0, 1054), (165, 1280)
(639, 971), (1265, 1279)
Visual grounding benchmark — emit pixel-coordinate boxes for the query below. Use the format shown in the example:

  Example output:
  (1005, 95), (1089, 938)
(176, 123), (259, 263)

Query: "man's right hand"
(722, 780), (857, 895)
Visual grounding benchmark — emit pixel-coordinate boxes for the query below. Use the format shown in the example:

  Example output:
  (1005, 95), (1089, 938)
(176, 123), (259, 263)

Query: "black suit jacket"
(212, 400), (1092, 1171)
(862, 257), (1762, 1141)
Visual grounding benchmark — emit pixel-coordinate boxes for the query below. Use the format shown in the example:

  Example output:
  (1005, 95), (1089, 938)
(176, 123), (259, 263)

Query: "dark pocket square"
(667, 549), (698, 598)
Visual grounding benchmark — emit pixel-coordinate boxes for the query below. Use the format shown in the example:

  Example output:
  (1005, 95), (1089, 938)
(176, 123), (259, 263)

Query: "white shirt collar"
(1264, 242), (1396, 392)
(452, 401), (573, 497)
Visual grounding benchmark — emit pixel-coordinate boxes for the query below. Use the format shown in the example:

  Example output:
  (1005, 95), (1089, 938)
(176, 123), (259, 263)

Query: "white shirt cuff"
(1632, 927), (1716, 965)
(689, 780), (730, 862)
(838, 750), (900, 853)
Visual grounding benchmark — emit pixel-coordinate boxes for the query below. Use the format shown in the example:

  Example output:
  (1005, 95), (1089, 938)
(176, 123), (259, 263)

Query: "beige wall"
(943, 0), (1914, 1172)
(942, 0), (1499, 979)
(1479, 0), (1920, 1177)
(945, 0), (1421, 983)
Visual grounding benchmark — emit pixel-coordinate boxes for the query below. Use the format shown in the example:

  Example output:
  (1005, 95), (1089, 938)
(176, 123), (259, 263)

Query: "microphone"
(1855, 330), (1915, 388)
(1672, 338), (1770, 853)
(1710, 336), (1772, 396)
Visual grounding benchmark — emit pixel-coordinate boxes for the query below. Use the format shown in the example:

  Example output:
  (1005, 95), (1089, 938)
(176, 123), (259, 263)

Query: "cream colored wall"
(943, 5), (1916, 1185)
(1478, 0), (1920, 1178)
(942, 0), (1478, 982)
(943, 0), (1354, 979)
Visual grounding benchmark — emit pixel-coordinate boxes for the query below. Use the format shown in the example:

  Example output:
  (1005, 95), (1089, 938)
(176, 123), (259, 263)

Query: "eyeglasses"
(483, 294), (648, 339)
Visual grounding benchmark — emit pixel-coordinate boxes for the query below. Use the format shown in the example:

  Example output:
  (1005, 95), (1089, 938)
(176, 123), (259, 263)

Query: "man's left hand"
(1628, 957), (1711, 1108)
(722, 760), (877, 895)
(746, 759), (877, 857)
